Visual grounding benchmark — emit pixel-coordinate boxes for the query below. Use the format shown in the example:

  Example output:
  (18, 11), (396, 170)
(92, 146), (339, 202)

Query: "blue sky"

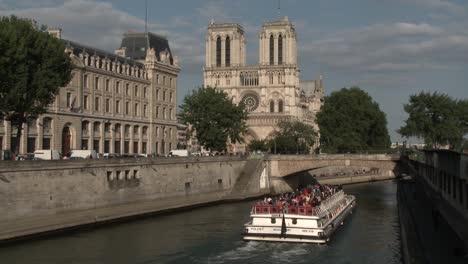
(1, 0), (467, 142)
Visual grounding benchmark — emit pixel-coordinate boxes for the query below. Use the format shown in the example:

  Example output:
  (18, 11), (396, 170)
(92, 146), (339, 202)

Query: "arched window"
(225, 36), (231, 66)
(216, 36), (221, 67)
(278, 100), (284, 113)
(134, 126), (139, 137)
(269, 35), (274, 65)
(270, 100), (275, 113)
(278, 34), (283, 65)
(82, 121), (89, 133)
(94, 121), (101, 133)
(114, 124), (121, 135)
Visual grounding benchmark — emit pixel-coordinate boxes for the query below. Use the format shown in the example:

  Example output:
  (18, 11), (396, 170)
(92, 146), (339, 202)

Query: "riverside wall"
(0, 157), (268, 241)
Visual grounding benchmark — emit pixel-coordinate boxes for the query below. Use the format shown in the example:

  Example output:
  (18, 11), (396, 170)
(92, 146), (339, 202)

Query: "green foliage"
(399, 92), (467, 148)
(269, 119), (317, 154)
(317, 87), (391, 153)
(248, 139), (269, 152)
(0, 16), (72, 152)
(178, 86), (248, 151)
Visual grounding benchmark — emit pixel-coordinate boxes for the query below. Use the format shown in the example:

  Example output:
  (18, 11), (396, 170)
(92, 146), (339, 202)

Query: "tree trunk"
(12, 121), (24, 156)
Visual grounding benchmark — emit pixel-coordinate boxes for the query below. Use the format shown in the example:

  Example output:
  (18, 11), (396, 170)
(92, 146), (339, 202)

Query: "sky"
(1, 0), (467, 142)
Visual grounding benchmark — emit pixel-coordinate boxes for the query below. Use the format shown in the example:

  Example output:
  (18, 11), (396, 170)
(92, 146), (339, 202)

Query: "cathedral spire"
(277, 0), (281, 18)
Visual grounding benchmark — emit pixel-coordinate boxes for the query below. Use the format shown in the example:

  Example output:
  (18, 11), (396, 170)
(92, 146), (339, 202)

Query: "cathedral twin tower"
(203, 17), (322, 152)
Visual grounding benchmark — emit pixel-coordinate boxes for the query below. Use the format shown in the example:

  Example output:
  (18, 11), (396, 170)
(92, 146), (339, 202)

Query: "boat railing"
(318, 190), (344, 213)
(251, 205), (321, 216)
(251, 190), (346, 217)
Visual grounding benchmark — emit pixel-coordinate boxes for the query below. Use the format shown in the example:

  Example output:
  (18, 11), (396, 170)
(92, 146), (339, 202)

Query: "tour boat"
(242, 190), (356, 243)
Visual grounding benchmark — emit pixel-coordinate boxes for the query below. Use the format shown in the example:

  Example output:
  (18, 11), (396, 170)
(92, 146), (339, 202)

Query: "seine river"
(0, 180), (401, 264)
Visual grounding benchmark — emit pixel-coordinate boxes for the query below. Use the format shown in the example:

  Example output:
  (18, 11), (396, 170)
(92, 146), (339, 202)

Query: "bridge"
(267, 154), (401, 178)
(265, 154), (401, 193)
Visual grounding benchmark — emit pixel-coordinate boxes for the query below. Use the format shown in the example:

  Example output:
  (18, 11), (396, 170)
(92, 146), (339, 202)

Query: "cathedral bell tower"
(205, 21), (246, 68)
(259, 16), (297, 66)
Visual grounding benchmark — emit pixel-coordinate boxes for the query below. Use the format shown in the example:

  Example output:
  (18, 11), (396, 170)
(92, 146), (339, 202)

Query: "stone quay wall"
(0, 157), (268, 241)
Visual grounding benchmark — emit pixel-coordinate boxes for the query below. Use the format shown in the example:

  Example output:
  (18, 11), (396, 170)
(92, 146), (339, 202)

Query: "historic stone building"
(203, 17), (323, 152)
(0, 29), (180, 156)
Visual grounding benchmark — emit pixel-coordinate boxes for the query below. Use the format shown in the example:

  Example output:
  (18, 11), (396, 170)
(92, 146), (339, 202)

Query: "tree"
(0, 16), (73, 153)
(268, 119), (317, 154)
(399, 92), (467, 148)
(248, 139), (269, 152)
(178, 86), (248, 152)
(316, 87), (391, 153)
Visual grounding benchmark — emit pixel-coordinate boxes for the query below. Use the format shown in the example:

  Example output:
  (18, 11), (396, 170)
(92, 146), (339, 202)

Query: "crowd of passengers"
(258, 184), (343, 208)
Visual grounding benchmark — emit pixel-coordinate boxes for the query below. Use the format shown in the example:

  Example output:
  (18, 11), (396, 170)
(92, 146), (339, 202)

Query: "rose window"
(241, 93), (260, 112)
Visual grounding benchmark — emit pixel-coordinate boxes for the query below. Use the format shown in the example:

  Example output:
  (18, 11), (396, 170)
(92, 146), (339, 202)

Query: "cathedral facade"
(203, 17), (323, 152)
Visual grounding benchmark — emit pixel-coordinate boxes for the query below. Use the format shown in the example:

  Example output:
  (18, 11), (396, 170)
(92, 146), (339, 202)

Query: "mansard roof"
(62, 39), (144, 67)
(119, 31), (173, 64)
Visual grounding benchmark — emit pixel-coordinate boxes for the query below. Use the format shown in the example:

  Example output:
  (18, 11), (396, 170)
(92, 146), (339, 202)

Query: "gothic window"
(270, 100), (275, 113)
(269, 35), (274, 65)
(216, 36), (221, 67)
(225, 36), (231, 66)
(269, 73), (274, 84)
(241, 93), (260, 112)
(278, 100), (284, 113)
(278, 34), (283, 65)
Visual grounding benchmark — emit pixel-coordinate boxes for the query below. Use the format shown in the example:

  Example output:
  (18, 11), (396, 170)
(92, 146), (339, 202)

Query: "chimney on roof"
(47, 28), (62, 39)
(115, 47), (127, 57)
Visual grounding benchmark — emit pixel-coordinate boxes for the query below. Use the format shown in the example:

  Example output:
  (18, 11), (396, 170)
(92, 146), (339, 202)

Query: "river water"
(0, 180), (401, 264)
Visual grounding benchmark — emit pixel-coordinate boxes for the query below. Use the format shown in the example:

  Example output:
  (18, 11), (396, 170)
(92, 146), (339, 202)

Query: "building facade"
(203, 17), (323, 152)
(0, 30), (179, 156)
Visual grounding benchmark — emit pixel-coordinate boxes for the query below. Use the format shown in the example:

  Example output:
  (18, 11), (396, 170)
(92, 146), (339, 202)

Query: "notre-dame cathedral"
(203, 17), (323, 152)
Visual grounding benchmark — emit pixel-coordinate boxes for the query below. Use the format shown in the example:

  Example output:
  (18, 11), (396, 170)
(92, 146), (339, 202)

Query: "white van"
(34, 150), (61, 160)
(169, 149), (190, 157)
(67, 150), (98, 159)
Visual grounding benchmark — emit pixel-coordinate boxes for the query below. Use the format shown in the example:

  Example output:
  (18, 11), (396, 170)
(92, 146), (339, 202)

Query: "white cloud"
(196, 1), (232, 23)
(398, 0), (465, 14)
(300, 22), (468, 75)
(0, 0), (205, 74)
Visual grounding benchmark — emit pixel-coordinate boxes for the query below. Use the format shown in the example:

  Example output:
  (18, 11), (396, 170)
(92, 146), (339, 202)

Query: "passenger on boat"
(257, 184), (342, 209)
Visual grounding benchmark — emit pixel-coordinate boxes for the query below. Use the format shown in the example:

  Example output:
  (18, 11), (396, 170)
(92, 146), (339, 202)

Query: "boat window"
(271, 218), (276, 224)
(292, 218), (297, 225)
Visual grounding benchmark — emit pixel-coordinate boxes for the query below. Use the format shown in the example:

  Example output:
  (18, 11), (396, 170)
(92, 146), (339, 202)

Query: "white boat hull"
(242, 195), (356, 244)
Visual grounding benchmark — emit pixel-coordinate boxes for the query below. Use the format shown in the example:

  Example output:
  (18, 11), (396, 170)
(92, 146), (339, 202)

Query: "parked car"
(102, 153), (119, 158)
(17, 153), (35, 161)
(34, 149), (61, 160)
(66, 150), (98, 159)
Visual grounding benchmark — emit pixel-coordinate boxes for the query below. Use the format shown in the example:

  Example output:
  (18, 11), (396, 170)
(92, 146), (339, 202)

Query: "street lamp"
(274, 138), (277, 155)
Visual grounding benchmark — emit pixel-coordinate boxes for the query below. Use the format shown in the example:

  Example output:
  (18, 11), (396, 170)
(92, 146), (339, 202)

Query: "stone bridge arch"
(266, 154), (401, 193)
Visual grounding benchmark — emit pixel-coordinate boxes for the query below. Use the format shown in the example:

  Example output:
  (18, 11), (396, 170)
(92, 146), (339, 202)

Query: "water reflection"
(0, 180), (401, 264)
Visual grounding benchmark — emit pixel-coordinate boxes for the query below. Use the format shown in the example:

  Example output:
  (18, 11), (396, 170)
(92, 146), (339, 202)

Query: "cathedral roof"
(263, 16), (294, 28)
(119, 31), (174, 64)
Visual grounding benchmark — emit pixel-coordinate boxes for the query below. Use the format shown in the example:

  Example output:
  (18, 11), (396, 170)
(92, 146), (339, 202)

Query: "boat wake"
(198, 240), (329, 264)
